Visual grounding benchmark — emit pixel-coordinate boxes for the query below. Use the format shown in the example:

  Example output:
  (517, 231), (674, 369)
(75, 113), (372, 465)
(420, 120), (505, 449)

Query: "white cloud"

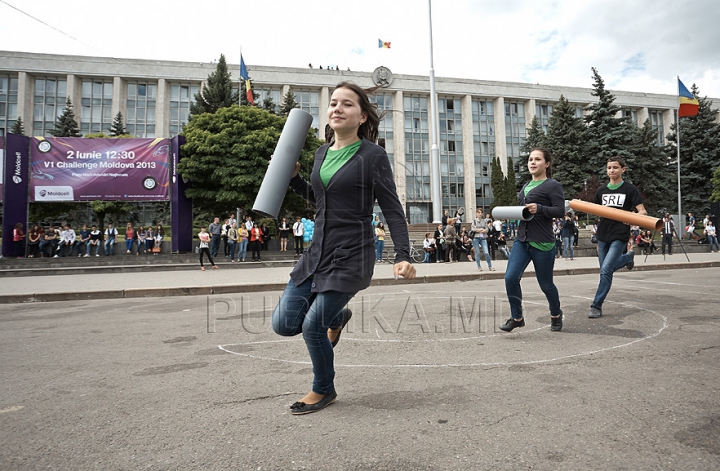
(1, 0), (719, 97)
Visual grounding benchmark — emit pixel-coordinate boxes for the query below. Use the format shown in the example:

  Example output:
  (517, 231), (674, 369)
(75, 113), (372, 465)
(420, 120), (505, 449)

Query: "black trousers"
(294, 236), (303, 254)
(199, 247), (215, 267)
(662, 233), (673, 254)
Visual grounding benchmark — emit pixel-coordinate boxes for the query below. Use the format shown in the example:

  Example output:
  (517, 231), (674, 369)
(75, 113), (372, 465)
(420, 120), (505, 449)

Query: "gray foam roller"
(252, 108), (314, 218)
(491, 206), (534, 221)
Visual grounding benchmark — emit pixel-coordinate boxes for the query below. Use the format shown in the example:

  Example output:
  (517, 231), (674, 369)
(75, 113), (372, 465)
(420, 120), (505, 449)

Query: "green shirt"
(523, 179), (555, 251)
(320, 140), (362, 188)
(607, 181), (624, 190)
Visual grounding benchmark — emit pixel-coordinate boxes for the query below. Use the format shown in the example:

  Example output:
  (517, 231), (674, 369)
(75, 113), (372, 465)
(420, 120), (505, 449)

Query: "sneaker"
(83, 254), (90, 257)
(551, 314), (563, 332)
(589, 306), (602, 318)
(95, 254), (99, 257)
(500, 317), (525, 332)
(626, 251), (635, 271)
(53, 255), (59, 258)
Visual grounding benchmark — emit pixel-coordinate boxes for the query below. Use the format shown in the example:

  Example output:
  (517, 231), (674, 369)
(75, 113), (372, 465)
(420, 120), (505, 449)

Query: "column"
(461, 94), (475, 213)
(17, 71), (31, 126)
(393, 89), (407, 210)
(318, 86), (329, 137)
(637, 107), (649, 125)
(493, 97), (507, 175)
(156, 78), (168, 137)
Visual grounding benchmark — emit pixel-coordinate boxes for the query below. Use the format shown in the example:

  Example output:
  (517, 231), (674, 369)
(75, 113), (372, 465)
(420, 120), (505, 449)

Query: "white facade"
(1, 51), (714, 222)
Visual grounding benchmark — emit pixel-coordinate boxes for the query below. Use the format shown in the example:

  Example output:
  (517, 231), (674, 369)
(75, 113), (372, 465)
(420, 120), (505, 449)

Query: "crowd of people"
(9, 222), (165, 258)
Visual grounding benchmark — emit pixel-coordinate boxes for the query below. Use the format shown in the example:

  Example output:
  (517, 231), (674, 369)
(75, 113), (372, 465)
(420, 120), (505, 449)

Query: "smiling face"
(528, 150), (550, 178)
(327, 87), (367, 137)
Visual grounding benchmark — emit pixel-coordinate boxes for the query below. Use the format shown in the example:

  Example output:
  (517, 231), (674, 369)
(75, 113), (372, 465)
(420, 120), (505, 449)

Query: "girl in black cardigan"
(272, 82), (416, 415)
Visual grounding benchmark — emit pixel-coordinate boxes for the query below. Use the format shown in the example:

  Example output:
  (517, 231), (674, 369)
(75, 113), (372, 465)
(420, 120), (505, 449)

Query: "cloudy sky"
(2, 0), (719, 97)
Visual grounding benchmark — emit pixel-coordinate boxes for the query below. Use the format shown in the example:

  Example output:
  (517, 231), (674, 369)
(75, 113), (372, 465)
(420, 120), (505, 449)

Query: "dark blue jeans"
(272, 279), (355, 395)
(592, 239), (632, 311)
(504, 240), (561, 320)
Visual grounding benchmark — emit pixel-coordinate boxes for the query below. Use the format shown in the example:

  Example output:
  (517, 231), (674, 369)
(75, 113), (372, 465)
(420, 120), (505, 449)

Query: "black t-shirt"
(594, 182), (643, 243)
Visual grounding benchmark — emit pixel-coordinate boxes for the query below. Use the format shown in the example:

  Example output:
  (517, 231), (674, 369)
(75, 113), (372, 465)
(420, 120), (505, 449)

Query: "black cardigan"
(288, 138), (411, 293)
(516, 179), (566, 244)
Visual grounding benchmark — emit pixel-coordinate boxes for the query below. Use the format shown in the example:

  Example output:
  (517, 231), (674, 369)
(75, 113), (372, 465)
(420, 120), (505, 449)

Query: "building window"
(535, 102), (553, 132)
(126, 82), (157, 138)
(32, 77), (67, 136)
(439, 97), (464, 211)
(622, 108), (638, 124)
(370, 92), (394, 169)
(294, 89), (320, 135)
(649, 110), (664, 146)
(473, 99), (495, 209)
(404, 95), (430, 203)
(81, 80), (113, 135)
(256, 88), (282, 114)
(169, 83), (199, 136)
(0, 75), (19, 136)
(505, 100), (525, 171)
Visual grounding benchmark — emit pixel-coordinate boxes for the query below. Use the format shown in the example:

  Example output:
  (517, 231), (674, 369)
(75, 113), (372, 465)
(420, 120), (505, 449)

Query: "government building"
(1, 51), (708, 223)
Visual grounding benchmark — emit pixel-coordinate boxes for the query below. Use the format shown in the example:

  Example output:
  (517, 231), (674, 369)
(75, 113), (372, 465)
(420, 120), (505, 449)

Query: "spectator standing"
(208, 217), (222, 258)
(221, 218), (230, 257)
(249, 222), (262, 262)
(454, 209), (463, 235)
(88, 225), (101, 256)
(423, 232), (436, 263)
(197, 226), (218, 271)
(661, 214), (674, 255)
(434, 223), (445, 263)
(261, 222), (271, 251)
(375, 222), (386, 262)
(237, 224), (249, 262)
(560, 213), (575, 260)
(704, 221), (719, 253)
(293, 216), (304, 255)
(227, 222), (238, 261)
(442, 210), (449, 230)
(278, 217), (290, 252)
(13, 223), (26, 258)
(443, 218), (458, 262)
(104, 223), (118, 255)
(687, 212), (696, 239)
(470, 208), (494, 271)
(27, 225), (42, 258)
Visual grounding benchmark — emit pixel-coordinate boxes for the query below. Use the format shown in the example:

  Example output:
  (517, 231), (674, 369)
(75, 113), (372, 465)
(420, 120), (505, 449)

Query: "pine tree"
(628, 119), (672, 212)
(517, 115), (545, 190)
(49, 97), (81, 137)
(584, 68), (635, 177)
(262, 95), (277, 115)
(279, 90), (299, 117)
(190, 54), (239, 117)
(10, 116), (25, 135)
(489, 156), (506, 209)
(665, 84), (720, 215)
(504, 156), (518, 204)
(544, 95), (588, 199)
(109, 111), (127, 136)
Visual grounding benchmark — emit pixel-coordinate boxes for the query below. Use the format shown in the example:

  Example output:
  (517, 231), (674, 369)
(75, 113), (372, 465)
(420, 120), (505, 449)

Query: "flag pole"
(427, 0), (442, 224)
(676, 76), (682, 230)
(239, 46), (243, 106)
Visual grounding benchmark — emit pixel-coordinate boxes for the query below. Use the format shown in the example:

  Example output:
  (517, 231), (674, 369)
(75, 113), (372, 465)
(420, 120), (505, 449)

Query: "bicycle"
(383, 240), (424, 263)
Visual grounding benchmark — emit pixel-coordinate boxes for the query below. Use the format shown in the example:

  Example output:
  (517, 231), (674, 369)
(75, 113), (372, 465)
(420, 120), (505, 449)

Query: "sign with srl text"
(30, 137), (170, 202)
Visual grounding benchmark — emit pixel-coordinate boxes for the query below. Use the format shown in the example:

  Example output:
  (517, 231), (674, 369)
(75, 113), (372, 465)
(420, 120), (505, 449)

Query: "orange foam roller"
(569, 199), (662, 231)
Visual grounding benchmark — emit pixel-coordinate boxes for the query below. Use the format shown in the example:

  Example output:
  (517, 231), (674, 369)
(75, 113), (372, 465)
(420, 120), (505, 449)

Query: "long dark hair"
(531, 147), (553, 179)
(325, 81), (382, 144)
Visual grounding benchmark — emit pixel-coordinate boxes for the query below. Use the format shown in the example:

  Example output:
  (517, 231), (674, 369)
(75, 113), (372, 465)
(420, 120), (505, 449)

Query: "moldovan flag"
(240, 55), (254, 106)
(678, 78), (699, 117)
(378, 39), (391, 49)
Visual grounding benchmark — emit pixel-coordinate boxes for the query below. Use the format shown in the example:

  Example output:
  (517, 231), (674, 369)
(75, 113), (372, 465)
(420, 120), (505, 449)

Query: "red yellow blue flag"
(378, 39), (391, 49)
(678, 78), (699, 117)
(240, 55), (254, 106)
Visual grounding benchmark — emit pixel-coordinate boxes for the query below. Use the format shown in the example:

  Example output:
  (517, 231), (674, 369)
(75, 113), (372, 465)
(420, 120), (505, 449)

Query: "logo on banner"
(35, 186), (74, 201)
(37, 141), (52, 153)
(142, 176), (157, 190)
(13, 152), (23, 184)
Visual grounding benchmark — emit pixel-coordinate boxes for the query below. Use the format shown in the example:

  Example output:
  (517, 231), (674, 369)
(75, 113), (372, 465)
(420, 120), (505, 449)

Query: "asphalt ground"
(0, 265), (719, 470)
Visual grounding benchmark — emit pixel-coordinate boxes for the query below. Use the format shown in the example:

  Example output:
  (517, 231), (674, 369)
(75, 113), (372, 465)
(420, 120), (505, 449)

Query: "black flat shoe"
(331, 309), (353, 348)
(290, 390), (337, 415)
(500, 317), (525, 332)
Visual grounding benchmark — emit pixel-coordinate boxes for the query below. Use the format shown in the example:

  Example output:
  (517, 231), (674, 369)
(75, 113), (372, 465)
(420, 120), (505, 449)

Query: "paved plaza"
(0, 263), (719, 470)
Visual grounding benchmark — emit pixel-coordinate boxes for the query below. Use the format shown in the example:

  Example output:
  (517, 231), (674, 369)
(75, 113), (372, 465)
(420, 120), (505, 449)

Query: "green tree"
(665, 84), (720, 215)
(504, 156), (517, 204)
(50, 97), (81, 137)
(10, 116), (25, 135)
(711, 165), (720, 203)
(517, 115), (544, 190)
(628, 119), (672, 212)
(279, 89), (299, 117)
(109, 111), (128, 136)
(190, 54), (239, 117)
(584, 68), (634, 177)
(88, 201), (136, 235)
(177, 105), (322, 216)
(262, 95), (278, 115)
(240, 78), (260, 107)
(490, 156), (515, 209)
(545, 95), (588, 199)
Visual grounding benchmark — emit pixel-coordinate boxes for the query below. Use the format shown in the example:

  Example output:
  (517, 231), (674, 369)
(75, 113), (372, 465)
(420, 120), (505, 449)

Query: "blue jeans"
(504, 240), (561, 319)
(272, 278), (355, 395)
(562, 236), (574, 259)
(125, 239), (134, 253)
(592, 239), (632, 311)
(104, 238), (115, 255)
(210, 235), (221, 257)
(707, 234), (719, 251)
(227, 240), (236, 259)
(237, 239), (248, 261)
(472, 237), (492, 269)
(375, 240), (385, 261)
